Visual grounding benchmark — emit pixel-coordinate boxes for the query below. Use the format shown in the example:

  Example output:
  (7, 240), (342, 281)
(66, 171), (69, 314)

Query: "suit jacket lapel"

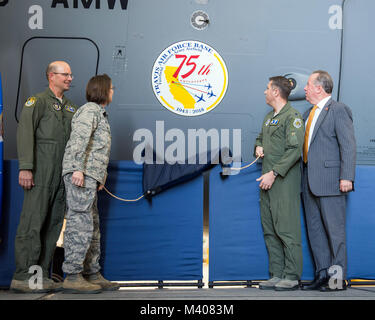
(310, 98), (333, 146)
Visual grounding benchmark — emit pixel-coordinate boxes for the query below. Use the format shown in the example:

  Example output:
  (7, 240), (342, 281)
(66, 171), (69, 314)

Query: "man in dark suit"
(301, 70), (356, 291)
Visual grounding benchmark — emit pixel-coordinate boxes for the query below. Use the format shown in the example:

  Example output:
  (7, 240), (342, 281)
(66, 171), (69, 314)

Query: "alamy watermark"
(133, 121), (242, 174)
(28, 265), (43, 290)
(329, 5), (342, 30)
(328, 265), (345, 290)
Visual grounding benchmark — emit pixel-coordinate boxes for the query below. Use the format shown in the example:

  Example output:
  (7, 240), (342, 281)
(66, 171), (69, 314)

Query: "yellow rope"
(103, 186), (145, 202)
(229, 156), (260, 171)
(103, 157), (259, 202)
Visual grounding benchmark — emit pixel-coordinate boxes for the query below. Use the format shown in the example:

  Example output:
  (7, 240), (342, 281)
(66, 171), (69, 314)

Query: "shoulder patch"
(65, 105), (76, 113)
(25, 97), (36, 107)
(53, 103), (61, 111)
(270, 119), (279, 126)
(293, 118), (303, 128)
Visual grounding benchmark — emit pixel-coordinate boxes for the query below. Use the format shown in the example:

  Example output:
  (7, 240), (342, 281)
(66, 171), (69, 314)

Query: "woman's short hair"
(86, 74), (112, 105)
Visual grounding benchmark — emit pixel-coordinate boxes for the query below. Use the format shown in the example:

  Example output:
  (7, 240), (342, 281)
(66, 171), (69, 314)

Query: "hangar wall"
(3, 0), (373, 165)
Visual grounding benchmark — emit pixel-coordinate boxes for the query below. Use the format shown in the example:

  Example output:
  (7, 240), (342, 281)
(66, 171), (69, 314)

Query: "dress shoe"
(320, 280), (347, 292)
(301, 275), (329, 291)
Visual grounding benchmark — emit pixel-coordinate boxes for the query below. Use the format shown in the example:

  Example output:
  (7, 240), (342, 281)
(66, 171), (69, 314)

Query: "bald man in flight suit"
(10, 61), (77, 293)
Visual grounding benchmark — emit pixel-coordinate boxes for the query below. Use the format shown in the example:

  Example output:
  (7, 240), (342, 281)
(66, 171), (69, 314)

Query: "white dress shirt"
(307, 96), (331, 148)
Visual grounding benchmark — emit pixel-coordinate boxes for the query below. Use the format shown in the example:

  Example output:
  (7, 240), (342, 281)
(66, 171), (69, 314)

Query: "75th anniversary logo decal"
(152, 40), (228, 117)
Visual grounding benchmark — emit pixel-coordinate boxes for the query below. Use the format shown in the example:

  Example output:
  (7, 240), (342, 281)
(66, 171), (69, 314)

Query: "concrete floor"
(1, 285), (375, 300)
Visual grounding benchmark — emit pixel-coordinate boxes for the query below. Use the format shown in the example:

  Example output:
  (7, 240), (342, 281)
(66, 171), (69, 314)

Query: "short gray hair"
(45, 62), (58, 81)
(312, 70), (333, 94)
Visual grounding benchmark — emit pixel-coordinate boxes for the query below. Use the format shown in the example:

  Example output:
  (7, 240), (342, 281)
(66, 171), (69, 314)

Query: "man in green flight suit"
(10, 61), (78, 293)
(254, 76), (305, 291)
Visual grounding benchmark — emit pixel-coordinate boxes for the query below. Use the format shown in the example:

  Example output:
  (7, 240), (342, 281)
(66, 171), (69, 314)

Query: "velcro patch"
(270, 119), (279, 126)
(25, 97), (36, 107)
(65, 105), (76, 113)
(53, 103), (61, 111)
(293, 118), (303, 128)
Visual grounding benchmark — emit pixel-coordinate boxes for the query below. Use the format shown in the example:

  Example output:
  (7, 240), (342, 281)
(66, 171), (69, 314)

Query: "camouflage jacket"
(62, 102), (111, 185)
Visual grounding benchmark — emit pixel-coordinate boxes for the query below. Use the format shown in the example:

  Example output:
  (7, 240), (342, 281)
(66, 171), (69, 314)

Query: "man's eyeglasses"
(53, 72), (74, 79)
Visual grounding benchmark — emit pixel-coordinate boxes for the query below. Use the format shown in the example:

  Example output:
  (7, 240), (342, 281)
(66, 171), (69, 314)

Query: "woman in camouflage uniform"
(61, 74), (119, 293)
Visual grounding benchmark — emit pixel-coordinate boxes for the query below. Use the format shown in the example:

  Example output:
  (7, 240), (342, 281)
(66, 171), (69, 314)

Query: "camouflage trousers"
(62, 173), (101, 275)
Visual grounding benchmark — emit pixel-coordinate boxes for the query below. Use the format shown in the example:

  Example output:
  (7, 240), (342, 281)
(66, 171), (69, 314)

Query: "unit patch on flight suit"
(270, 119), (279, 126)
(293, 118), (303, 128)
(25, 97), (36, 107)
(53, 103), (61, 111)
(65, 105), (76, 113)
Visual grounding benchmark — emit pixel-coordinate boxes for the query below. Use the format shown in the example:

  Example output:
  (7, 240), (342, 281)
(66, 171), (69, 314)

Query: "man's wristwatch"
(272, 170), (279, 177)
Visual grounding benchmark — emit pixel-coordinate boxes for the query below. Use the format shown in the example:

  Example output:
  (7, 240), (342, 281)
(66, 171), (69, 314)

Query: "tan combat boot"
(62, 273), (102, 294)
(10, 279), (51, 294)
(84, 272), (120, 291)
(258, 277), (281, 290)
(274, 278), (300, 291)
(43, 278), (63, 292)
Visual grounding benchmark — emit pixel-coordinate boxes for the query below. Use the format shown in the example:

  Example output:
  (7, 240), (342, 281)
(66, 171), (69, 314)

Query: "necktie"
(303, 105), (318, 163)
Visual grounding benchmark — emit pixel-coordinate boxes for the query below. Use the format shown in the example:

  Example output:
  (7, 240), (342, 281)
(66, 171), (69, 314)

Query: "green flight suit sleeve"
(254, 131), (263, 157)
(272, 115), (304, 177)
(254, 117), (266, 157)
(68, 107), (99, 173)
(16, 96), (42, 171)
